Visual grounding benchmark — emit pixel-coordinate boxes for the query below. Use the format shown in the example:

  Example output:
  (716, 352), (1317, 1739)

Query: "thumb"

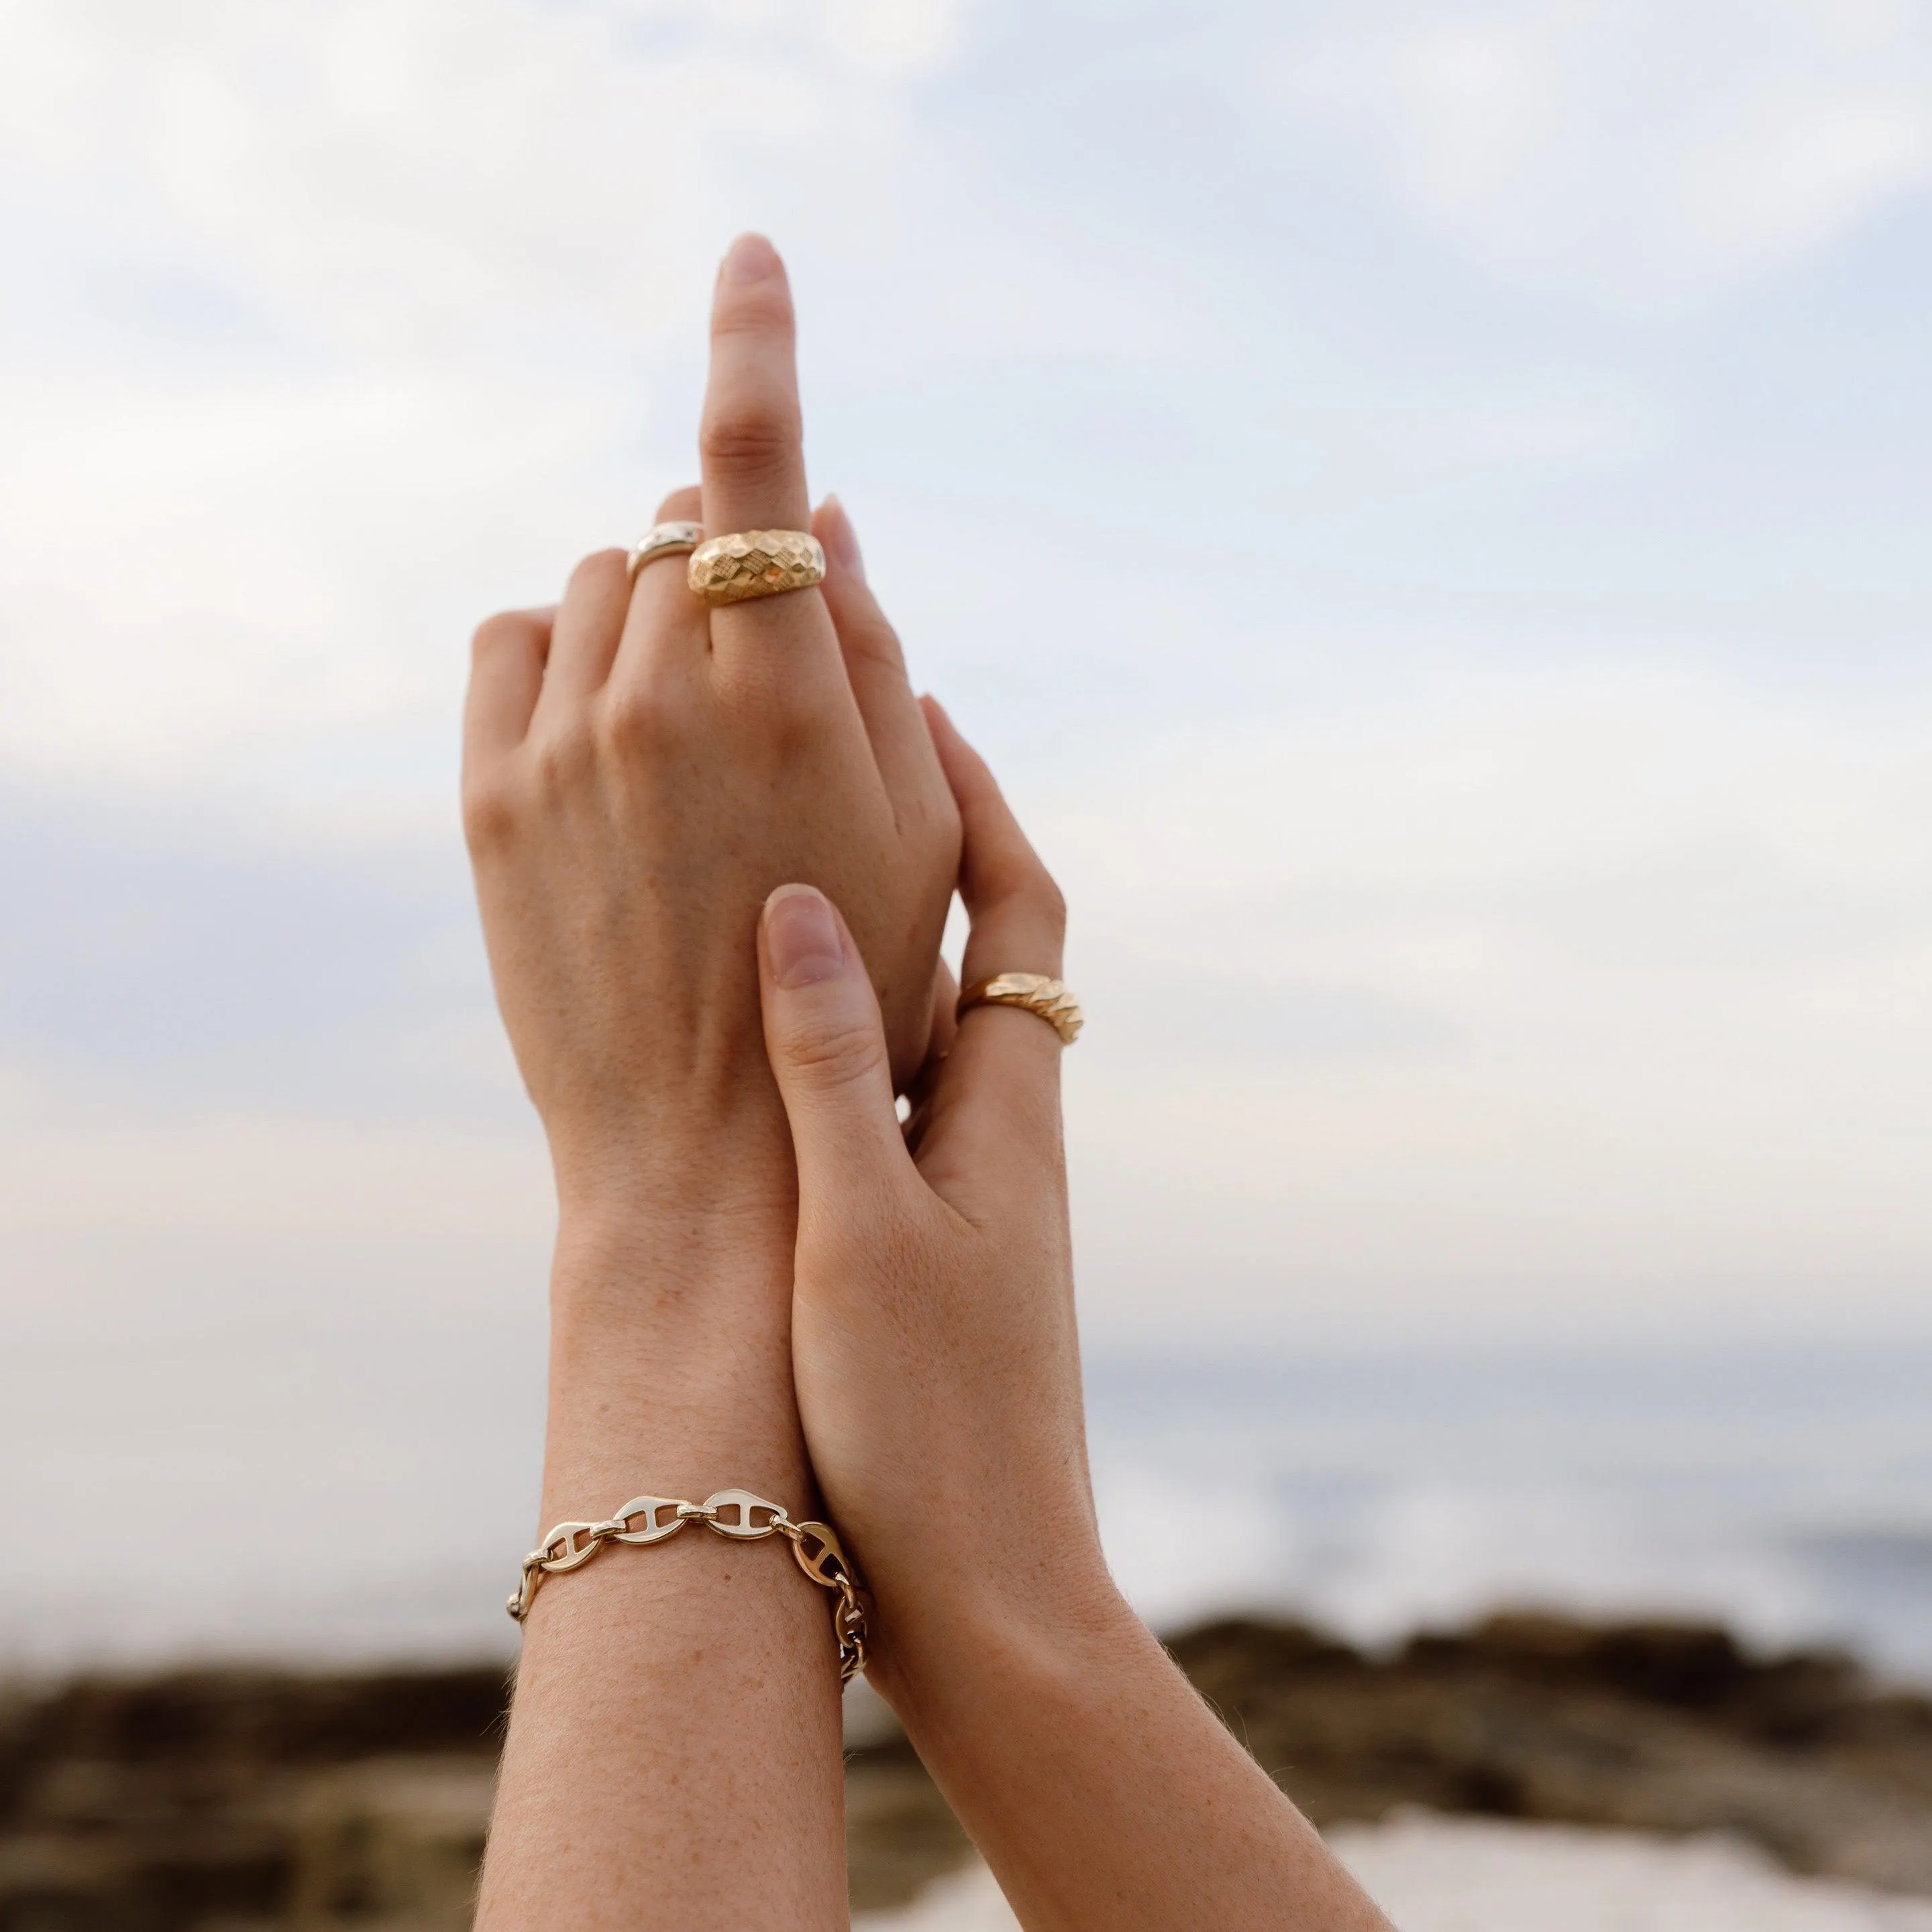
(757, 885), (913, 1205)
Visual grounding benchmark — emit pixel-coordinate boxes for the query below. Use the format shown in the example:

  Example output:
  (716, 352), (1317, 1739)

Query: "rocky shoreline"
(3, 1613), (1928, 1927)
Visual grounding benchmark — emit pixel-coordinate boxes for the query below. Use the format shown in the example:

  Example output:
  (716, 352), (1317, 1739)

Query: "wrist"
(873, 1560), (1149, 1740)
(539, 1131), (809, 1521)
(547, 1186), (797, 1390)
(543, 1048), (796, 1215)
(541, 1216), (811, 1527)
(867, 1531), (1130, 1709)
(547, 1106), (797, 1307)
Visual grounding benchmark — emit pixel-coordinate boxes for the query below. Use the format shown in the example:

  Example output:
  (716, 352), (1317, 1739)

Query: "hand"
(463, 233), (959, 1225)
(755, 699), (1104, 1666)
(754, 710), (1394, 1931)
(468, 235), (960, 1932)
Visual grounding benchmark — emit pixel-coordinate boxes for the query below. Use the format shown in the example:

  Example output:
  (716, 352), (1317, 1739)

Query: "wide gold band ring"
(688, 530), (826, 606)
(627, 521), (704, 582)
(957, 973), (1083, 1045)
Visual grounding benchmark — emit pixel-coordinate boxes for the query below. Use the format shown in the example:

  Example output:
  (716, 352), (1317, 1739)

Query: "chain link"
(507, 1489), (868, 1682)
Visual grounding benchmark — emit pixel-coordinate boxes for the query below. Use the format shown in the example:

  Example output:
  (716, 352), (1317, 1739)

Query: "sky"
(3, 0), (1932, 1384)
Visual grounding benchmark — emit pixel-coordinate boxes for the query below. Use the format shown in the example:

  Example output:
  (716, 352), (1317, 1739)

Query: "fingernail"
(720, 232), (781, 284)
(820, 494), (865, 583)
(765, 884), (846, 989)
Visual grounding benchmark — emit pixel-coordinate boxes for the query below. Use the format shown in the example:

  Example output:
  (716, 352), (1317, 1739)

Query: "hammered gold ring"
(688, 529), (826, 606)
(627, 521), (704, 582)
(957, 973), (1083, 1045)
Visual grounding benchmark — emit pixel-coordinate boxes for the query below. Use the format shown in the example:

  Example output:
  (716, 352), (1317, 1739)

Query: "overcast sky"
(3, 0), (1931, 1378)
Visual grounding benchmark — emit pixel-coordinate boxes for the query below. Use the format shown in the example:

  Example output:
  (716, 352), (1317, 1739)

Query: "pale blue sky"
(1, 0), (1930, 1365)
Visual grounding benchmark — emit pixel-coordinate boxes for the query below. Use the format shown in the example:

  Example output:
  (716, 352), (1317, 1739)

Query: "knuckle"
(472, 610), (535, 661)
(1034, 868), (1069, 938)
(987, 857), (1065, 938)
(781, 1010), (887, 1090)
(529, 718), (596, 795)
(596, 682), (676, 757)
(712, 277), (794, 338)
(699, 401), (800, 479)
(460, 767), (519, 853)
(566, 547), (627, 598)
(843, 614), (905, 675)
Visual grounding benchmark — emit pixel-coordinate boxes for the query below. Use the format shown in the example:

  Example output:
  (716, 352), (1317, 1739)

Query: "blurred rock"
(289, 1759), (493, 1932)
(0, 1667), (506, 1932)
(3, 1615), (1929, 1929)
(1165, 1613), (1932, 1893)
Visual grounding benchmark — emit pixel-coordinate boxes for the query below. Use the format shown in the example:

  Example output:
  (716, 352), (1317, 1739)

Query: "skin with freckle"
(466, 233), (955, 1932)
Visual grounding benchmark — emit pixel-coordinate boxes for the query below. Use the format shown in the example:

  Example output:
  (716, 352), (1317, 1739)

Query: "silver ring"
(627, 521), (704, 582)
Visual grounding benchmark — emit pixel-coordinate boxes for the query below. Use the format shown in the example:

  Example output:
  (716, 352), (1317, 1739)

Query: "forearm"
(537, 1151), (806, 1507)
(885, 1585), (1391, 1932)
(477, 1169), (847, 1932)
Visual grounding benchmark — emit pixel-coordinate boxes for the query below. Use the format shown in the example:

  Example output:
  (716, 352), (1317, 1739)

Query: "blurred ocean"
(3, 1320), (1929, 1682)
(1089, 1342), (1932, 1680)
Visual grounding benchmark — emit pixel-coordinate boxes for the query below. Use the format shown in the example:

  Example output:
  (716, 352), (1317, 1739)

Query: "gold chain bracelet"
(506, 1489), (868, 1682)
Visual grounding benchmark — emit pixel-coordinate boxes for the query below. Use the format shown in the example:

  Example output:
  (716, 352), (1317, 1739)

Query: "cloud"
(0, 0), (1201, 811)
(1043, 651), (1932, 1334)
(0, 788), (501, 1112)
(5, 637), (1931, 1344)
(6, 0), (1932, 1673)
(0, 0), (975, 354)
(1265, 0), (1932, 308)
(1, 0), (1930, 1362)
(0, 0), (968, 792)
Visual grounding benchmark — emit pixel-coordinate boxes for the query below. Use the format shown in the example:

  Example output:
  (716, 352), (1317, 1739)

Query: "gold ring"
(627, 521), (704, 582)
(957, 973), (1082, 1045)
(688, 530), (826, 606)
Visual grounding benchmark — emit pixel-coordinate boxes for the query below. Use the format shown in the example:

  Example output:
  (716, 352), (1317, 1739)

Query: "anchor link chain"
(506, 1488), (868, 1683)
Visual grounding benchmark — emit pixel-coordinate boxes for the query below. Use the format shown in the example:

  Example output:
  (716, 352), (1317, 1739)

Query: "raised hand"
(755, 708), (1394, 1932)
(464, 231), (959, 1224)
(467, 235), (957, 1932)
